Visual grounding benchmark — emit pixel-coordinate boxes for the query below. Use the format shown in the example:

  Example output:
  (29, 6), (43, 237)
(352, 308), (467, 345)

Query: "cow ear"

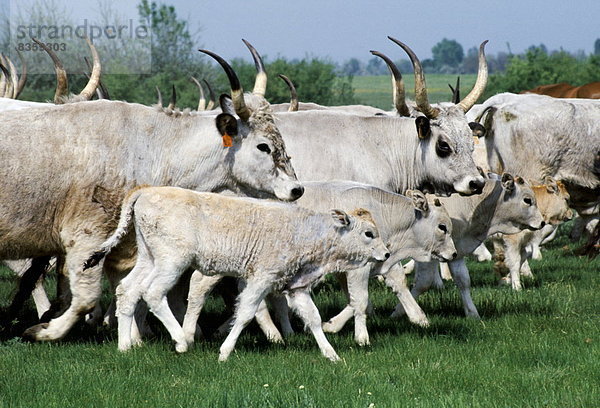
(219, 94), (235, 116)
(415, 116), (431, 139)
(469, 122), (486, 138)
(545, 176), (559, 194)
(406, 189), (429, 216)
(501, 173), (515, 193)
(331, 209), (352, 228)
(215, 113), (238, 147)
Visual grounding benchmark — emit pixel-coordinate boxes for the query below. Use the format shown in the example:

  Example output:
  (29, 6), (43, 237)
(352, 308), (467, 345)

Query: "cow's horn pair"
(32, 36), (101, 103)
(199, 49), (251, 121)
(190, 77), (215, 111)
(387, 37), (488, 117)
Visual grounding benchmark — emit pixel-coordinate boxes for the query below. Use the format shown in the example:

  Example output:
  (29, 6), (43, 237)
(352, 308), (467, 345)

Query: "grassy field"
(352, 74), (477, 110)
(0, 223), (598, 408)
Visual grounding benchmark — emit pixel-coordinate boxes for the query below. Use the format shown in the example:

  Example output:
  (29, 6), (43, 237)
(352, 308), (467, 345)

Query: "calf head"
(534, 177), (573, 225)
(202, 49), (303, 202)
(494, 173), (545, 234)
(406, 190), (456, 262)
(331, 208), (390, 267)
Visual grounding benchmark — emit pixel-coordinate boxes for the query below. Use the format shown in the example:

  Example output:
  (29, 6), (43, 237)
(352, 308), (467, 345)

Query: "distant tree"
(595, 38), (600, 55)
(394, 59), (413, 76)
(137, 0), (197, 75)
(431, 38), (464, 72)
(342, 58), (363, 76)
(365, 56), (387, 75)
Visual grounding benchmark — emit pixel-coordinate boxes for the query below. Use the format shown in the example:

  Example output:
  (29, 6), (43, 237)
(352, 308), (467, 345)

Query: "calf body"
(392, 174), (544, 319)
(86, 187), (388, 361)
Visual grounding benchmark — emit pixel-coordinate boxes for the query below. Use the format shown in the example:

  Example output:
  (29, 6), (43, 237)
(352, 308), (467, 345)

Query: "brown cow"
(521, 81), (600, 99)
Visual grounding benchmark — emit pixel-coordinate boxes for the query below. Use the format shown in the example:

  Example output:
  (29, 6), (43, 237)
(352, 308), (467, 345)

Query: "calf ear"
(544, 176), (559, 194)
(406, 189), (429, 216)
(415, 116), (431, 139)
(219, 94), (235, 115)
(469, 122), (486, 138)
(331, 209), (352, 228)
(215, 113), (238, 147)
(501, 173), (515, 193)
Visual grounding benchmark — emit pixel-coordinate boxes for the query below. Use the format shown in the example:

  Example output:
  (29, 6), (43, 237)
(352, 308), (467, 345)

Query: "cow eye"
(438, 224), (447, 233)
(524, 197), (533, 206)
(257, 143), (271, 154)
(365, 231), (374, 239)
(436, 140), (452, 158)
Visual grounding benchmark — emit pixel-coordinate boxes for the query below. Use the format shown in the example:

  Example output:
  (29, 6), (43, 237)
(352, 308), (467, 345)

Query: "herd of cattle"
(0, 36), (598, 361)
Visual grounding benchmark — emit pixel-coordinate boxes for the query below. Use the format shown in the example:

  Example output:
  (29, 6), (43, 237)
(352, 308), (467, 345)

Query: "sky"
(5, 0), (599, 63)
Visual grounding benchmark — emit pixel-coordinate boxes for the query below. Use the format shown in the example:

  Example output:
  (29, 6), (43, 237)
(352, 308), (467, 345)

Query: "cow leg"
(252, 299), (284, 344)
(447, 258), (480, 318)
(287, 288), (340, 362)
(410, 261), (438, 300)
(385, 263), (429, 327)
(268, 293), (294, 336)
(503, 237), (524, 291)
(322, 305), (354, 333)
(472, 243), (492, 262)
(23, 235), (107, 341)
(183, 271), (222, 346)
(4, 257), (51, 321)
(219, 278), (272, 361)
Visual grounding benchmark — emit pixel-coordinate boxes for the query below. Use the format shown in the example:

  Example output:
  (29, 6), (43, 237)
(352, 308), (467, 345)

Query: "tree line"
(2, 1), (599, 107)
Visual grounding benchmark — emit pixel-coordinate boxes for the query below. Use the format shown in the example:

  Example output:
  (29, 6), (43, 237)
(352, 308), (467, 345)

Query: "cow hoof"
(175, 343), (188, 353)
(22, 323), (49, 341)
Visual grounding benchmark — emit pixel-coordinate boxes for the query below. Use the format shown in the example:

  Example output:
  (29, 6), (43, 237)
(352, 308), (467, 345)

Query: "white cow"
(390, 173), (544, 319)
(83, 187), (389, 361)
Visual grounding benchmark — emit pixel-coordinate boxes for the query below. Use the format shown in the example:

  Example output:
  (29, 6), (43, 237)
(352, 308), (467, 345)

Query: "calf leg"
(253, 299), (284, 344)
(287, 289), (340, 362)
(447, 258), (480, 318)
(219, 279), (272, 361)
(385, 263), (429, 327)
(182, 271), (222, 346)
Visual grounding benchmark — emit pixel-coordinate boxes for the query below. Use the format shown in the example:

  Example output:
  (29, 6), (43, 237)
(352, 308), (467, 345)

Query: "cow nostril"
(291, 186), (304, 199)
(469, 179), (484, 194)
(384, 252), (390, 259)
(540, 220), (546, 228)
(452, 252), (457, 260)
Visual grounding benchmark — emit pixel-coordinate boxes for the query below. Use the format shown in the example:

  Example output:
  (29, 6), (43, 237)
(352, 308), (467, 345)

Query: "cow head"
(380, 38), (489, 196)
(331, 208), (390, 266)
(490, 173), (545, 234)
(535, 177), (573, 225)
(405, 190), (457, 262)
(201, 48), (303, 202)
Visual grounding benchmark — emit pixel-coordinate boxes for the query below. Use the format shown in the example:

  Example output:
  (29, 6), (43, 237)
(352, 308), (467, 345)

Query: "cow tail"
(83, 189), (144, 270)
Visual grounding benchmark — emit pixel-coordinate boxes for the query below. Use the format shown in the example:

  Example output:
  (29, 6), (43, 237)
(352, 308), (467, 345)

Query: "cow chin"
(419, 180), (455, 197)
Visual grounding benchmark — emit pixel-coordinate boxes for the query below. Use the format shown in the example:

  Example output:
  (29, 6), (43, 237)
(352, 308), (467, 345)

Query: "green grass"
(353, 74), (477, 110)
(0, 223), (598, 408)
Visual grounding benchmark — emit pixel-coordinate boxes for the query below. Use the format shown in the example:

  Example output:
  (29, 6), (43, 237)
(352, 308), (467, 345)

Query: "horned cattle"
(0, 50), (302, 342)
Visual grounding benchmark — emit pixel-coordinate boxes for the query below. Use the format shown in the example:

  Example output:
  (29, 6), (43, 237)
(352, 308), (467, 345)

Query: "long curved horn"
(5, 56), (19, 99)
(199, 49), (250, 121)
(156, 86), (163, 107)
(190, 76), (206, 111)
(0, 56), (9, 97)
(15, 48), (27, 99)
(458, 40), (488, 113)
(167, 85), (177, 110)
(388, 36), (439, 119)
(242, 39), (267, 97)
(32, 37), (69, 104)
(278, 74), (298, 112)
(202, 79), (215, 110)
(370, 50), (410, 117)
(77, 37), (101, 100)
(84, 56), (110, 99)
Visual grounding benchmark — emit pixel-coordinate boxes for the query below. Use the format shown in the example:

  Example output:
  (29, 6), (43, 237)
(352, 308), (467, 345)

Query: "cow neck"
(132, 109), (232, 192)
(460, 180), (504, 241)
